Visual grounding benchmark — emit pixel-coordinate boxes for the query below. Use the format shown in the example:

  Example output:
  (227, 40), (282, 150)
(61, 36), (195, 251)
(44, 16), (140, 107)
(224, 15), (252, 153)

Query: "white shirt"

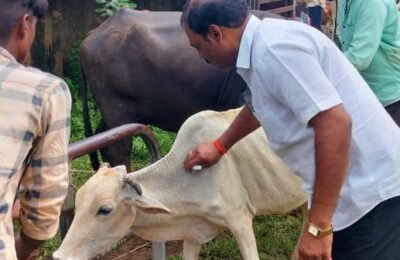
(237, 15), (400, 231)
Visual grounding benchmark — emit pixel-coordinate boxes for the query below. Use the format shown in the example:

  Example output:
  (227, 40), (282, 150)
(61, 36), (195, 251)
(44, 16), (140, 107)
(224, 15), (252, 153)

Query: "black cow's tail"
(80, 60), (100, 170)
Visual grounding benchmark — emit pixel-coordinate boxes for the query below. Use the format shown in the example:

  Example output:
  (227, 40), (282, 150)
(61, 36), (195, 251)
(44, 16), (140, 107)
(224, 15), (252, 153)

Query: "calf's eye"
(96, 206), (113, 216)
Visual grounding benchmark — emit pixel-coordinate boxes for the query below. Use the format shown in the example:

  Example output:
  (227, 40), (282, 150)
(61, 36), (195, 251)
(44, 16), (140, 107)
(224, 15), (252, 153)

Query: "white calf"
(54, 108), (306, 260)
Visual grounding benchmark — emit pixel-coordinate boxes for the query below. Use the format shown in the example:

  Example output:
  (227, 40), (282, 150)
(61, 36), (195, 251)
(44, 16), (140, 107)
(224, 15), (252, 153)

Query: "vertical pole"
(152, 242), (166, 260)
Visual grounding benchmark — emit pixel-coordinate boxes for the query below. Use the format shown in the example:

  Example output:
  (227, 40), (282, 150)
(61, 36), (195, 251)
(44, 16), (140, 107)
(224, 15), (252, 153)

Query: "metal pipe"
(68, 123), (160, 161)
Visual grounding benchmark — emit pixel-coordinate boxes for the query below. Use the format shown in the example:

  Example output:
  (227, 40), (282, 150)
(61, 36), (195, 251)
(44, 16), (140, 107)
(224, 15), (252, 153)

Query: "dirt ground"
(103, 235), (182, 260)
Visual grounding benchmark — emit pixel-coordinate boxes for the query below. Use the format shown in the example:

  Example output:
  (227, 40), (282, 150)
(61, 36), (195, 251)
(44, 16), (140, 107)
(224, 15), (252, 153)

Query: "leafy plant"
(95, 0), (137, 17)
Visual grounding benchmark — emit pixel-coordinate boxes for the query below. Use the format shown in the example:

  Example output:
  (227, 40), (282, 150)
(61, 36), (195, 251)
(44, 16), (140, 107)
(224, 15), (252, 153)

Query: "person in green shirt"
(337, 0), (400, 126)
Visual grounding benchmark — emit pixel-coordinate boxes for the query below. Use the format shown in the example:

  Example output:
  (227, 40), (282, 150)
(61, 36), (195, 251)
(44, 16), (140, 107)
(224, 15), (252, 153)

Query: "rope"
(69, 169), (96, 174)
(110, 242), (152, 260)
(69, 183), (78, 192)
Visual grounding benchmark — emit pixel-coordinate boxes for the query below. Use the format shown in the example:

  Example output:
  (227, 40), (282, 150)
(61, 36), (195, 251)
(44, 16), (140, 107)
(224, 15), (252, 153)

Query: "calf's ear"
(122, 178), (173, 215)
(134, 196), (173, 215)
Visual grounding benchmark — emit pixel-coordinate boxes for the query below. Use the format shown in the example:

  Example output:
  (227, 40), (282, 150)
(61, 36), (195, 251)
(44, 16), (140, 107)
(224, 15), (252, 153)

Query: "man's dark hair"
(0, 0), (48, 40)
(181, 0), (249, 39)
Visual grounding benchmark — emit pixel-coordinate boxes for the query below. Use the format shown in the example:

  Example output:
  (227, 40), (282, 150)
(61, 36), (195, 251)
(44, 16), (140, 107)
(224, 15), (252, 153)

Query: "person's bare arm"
(15, 230), (42, 260)
(298, 104), (352, 259)
(184, 106), (260, 171)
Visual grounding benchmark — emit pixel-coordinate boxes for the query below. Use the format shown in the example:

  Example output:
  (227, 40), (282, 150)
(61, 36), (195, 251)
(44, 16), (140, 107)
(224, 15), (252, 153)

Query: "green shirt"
(337, 0), (400, 106)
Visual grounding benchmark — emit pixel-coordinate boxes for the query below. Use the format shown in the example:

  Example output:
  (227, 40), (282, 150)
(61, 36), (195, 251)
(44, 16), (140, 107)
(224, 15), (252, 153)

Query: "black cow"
(81, 9), (280, 169)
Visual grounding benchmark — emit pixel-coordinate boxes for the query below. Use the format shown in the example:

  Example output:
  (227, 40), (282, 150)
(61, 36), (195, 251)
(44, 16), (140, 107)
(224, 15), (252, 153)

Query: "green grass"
(37, 234), (61, 259)
(168, 209), (303, 260)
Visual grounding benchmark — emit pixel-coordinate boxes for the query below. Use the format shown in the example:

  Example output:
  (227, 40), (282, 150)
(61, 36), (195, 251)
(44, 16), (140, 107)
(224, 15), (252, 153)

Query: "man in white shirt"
(181, 0), (400, 259)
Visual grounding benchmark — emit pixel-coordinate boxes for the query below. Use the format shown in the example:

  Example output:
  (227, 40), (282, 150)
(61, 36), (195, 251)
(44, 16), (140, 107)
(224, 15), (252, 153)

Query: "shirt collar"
(0, 46), (16, 62)
(236, 15), (261, 70)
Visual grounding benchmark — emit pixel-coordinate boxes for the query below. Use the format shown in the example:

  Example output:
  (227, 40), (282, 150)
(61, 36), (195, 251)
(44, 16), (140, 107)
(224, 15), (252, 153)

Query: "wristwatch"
(307, 223), (333, 237)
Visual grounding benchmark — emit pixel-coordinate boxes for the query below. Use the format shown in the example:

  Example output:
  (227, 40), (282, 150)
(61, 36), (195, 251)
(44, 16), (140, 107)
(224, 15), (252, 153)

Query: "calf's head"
(53, 164), (171, 260)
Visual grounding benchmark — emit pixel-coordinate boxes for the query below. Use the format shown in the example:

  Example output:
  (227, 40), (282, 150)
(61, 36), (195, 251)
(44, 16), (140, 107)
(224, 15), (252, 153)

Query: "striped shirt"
(0, 47), (71, 259)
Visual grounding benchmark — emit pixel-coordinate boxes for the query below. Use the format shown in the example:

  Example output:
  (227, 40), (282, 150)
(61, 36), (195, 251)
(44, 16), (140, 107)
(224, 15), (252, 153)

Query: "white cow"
(53, 108), (307, 260)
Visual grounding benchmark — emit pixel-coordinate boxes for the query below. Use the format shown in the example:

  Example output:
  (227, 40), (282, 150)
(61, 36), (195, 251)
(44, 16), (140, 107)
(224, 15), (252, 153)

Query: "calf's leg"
(183, 240), (201, 260)
(228, 215), (259, 260)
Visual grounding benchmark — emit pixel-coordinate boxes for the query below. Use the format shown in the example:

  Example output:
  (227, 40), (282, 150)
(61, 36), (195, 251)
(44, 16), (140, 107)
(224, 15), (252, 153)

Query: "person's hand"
(15, 230), (42, 260)
(184, 143), (222, 172)
(298, 231), (333, 260)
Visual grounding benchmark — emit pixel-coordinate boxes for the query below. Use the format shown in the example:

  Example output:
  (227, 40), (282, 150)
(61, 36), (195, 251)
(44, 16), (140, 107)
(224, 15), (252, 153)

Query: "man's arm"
(344, 0), (386, 71)
(218, 105), (261, 150)
(12, 202), (41, 259)
(184, 105), (260, 171)
(14, 230), (42, 260)
(17, 80), (71, 257)
(309, 104), (351, 229)
(298, 104), (352, 259)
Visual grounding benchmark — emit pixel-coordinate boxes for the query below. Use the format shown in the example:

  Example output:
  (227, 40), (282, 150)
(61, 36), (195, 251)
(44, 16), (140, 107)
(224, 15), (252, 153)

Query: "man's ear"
(207, 24), (222, 43)
(17, 14), (31, 39)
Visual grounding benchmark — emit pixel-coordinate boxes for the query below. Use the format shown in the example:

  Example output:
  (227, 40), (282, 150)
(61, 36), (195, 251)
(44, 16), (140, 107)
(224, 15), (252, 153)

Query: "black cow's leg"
(100, 137), (133, 171)
(93, 99), (136, 171)
(96, 118), (134, 171)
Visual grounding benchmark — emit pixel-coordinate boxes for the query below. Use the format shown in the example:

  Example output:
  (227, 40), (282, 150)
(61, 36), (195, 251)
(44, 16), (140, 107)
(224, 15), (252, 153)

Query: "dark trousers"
(308, 6), (322, 31)
(332, 196), (400, 260)
(385, 100), (400, 127)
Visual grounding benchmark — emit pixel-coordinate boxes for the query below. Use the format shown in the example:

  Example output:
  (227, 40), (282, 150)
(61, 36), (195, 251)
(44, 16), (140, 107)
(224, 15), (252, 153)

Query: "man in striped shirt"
(0, 0), (71, 259)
